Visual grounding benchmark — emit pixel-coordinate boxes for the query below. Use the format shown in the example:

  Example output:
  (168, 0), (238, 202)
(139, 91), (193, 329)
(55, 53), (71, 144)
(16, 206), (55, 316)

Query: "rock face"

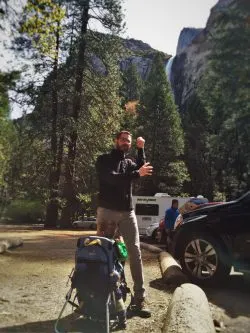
(176, 28), (203, 55)
(171, 28), (211, 111)
(206, 0), (235, 28)
(171, 0), (236, 112)
(90, 37), (171, 80)
(120, 38), (171, 80)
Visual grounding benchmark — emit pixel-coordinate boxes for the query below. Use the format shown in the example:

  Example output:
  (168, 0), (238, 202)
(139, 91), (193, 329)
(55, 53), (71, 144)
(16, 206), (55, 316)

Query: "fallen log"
(162, 283), (215, 333)
(140, 242), (163, 254)
(159, 251), (189, 285)
(140, 242), (188, 285)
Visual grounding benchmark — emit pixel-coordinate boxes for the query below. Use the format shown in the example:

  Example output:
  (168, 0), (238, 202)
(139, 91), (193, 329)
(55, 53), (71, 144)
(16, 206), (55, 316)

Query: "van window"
(135, 204), (159, 216)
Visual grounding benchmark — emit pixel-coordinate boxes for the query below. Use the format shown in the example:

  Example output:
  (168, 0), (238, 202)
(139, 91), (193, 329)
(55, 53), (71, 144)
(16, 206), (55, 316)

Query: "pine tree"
(120, 62), (143, 132)
(0, 72), (18, 185)
(59, 0), (125, 227)
(0, 71), (19, 215)
(199, 0), (250, 198)
(15, 0), (125, 227)
(74, 35), (124, 214)
(121, 62), (142, 102)
(18, 0), (65, 227)
(137, 53), (189, 195)
(182, 94), (214, 199)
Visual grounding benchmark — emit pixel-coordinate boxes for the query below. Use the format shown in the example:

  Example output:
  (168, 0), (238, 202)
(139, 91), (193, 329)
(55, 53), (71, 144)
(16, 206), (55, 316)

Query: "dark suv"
(171, 191), (250, 284)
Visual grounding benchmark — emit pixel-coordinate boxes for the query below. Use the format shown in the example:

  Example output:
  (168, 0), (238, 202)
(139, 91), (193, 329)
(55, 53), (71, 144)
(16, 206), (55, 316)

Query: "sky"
(122, 0), (218, 56)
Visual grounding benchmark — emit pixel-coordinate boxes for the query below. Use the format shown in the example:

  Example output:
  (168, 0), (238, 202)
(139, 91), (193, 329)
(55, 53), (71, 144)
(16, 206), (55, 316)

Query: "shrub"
(4, 199), (45, 224)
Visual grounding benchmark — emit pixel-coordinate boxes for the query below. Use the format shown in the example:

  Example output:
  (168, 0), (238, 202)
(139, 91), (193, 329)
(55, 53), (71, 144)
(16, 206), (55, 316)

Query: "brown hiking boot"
(132, 298), (151, 318)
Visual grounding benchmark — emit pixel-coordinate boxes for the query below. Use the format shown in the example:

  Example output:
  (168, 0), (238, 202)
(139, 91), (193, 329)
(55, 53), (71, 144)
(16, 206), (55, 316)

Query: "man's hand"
(136, 137), (145, 149)
(139, 162), (153, 177)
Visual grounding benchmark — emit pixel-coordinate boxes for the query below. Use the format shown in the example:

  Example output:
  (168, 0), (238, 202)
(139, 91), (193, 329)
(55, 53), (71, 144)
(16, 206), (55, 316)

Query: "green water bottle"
(116, 241), (128, 261)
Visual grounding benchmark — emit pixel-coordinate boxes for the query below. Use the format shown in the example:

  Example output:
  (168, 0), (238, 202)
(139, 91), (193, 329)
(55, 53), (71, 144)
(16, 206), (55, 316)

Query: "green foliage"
(57, 1), (125, 227)
(213, 189), (226, 202)
(198, 0), (250, 198)
(86, 0), (125, 34)
(77, 193), (92, 215)
(77, 193), (91, 205)
(3, 0), (195, 222)
(121, 63), (143, 102)
(182, 94), (214, 198)
(120, 62), (143, 131)
(20, 0), (65, 59)
(4, 199), (45, 224)
(137, 53), (189, 195)
(74, 33), (124, 202)
(8, 117), (50, 201)
(0, 71), (19, 187)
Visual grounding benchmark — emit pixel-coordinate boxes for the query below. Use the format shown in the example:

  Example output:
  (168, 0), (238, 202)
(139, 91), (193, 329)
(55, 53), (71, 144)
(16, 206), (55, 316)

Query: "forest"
(0, 0), (249, 228)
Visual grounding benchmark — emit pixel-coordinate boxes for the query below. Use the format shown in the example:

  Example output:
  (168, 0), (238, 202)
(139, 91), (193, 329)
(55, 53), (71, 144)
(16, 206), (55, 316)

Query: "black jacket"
(96, 148), (146, 211)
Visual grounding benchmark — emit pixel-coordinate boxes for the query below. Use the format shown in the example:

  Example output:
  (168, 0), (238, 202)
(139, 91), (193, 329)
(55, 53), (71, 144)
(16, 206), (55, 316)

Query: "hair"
(116, 130), (132, 140)
(172, 199), (178, 205)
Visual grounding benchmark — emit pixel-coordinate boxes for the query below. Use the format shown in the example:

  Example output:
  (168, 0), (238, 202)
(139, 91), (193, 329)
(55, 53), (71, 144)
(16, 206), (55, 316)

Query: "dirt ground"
(1, 225), (250, 333)
(0, 226), (172, 333)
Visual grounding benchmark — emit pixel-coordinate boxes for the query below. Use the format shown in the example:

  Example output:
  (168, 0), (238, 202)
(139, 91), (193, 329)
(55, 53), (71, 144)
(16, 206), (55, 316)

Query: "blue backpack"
(71, 236), (128, 319)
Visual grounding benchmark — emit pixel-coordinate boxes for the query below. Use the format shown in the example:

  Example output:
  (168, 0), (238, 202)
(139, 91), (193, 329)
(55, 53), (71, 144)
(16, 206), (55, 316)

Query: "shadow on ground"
(0, 314), (112, 333)
(149, 277), (178, 294)
(204, 274), (250, 319)
(149, 268), (250, 321)
(146, 238), (250, 322)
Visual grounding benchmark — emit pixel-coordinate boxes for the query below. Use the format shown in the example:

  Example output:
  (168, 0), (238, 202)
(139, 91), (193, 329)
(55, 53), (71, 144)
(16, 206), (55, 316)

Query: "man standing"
(164, 199), (179, 231)
(164, 199), (179, 251)
(96, 131), (153, 318)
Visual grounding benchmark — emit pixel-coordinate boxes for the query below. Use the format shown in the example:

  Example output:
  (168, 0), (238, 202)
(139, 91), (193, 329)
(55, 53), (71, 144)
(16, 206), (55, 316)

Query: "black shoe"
(117, 310), (127, 329)
(116, 322), (127, 330)
(131, 299), (151, 318)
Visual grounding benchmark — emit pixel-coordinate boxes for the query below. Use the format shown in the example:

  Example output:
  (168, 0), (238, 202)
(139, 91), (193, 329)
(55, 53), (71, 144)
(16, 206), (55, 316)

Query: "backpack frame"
(54, 236), (129, 333)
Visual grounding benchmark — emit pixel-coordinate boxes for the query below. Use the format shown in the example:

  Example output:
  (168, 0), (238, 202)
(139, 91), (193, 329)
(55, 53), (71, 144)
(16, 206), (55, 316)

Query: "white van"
(132, 194), (190, 238)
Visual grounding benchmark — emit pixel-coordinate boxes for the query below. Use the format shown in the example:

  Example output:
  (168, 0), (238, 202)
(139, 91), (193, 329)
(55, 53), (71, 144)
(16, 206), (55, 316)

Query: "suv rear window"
(135, 204), (159, 216)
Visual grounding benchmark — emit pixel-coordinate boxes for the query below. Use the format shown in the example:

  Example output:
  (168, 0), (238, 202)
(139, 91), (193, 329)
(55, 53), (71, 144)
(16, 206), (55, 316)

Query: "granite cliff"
(170, 0), (235, 112)
(120, 38), (171, 80)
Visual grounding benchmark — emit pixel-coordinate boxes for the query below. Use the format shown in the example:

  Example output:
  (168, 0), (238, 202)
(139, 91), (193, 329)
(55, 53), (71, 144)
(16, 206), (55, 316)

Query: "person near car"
(164, 199), (179, 251)
(95, 130), (153, 318)
(165, 199), (179, 230)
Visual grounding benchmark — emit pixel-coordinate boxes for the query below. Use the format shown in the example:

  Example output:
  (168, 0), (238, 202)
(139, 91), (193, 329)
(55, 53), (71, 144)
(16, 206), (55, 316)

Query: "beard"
(116, 144), (130, 153)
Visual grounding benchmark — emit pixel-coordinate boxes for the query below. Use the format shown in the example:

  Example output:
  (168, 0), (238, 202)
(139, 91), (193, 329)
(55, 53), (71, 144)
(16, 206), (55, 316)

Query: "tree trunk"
(44, 21), (61, 228)
(60, 2), (90, 228)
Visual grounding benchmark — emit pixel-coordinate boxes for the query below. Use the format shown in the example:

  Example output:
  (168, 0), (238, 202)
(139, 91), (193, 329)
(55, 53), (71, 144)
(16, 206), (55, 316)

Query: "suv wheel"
(178, 232), (231, 285)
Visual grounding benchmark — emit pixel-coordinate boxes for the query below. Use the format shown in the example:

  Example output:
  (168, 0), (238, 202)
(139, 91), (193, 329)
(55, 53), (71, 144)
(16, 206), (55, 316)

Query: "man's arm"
(128, 148), (146, 171)
(136, 148), (146, 168)
(136, 137), (146, 168)
(96, 154), (153, 186)
(96, 155), (140, 186)
(128, 137), (146, 171)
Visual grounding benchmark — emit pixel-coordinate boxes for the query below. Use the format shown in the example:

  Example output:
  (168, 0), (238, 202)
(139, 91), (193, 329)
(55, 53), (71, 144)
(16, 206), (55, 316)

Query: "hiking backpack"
(71, 236), (128, 320)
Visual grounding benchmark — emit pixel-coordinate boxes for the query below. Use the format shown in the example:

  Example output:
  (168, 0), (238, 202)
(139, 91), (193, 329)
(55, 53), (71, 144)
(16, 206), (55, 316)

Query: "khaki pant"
(97, 207), (145, 300)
